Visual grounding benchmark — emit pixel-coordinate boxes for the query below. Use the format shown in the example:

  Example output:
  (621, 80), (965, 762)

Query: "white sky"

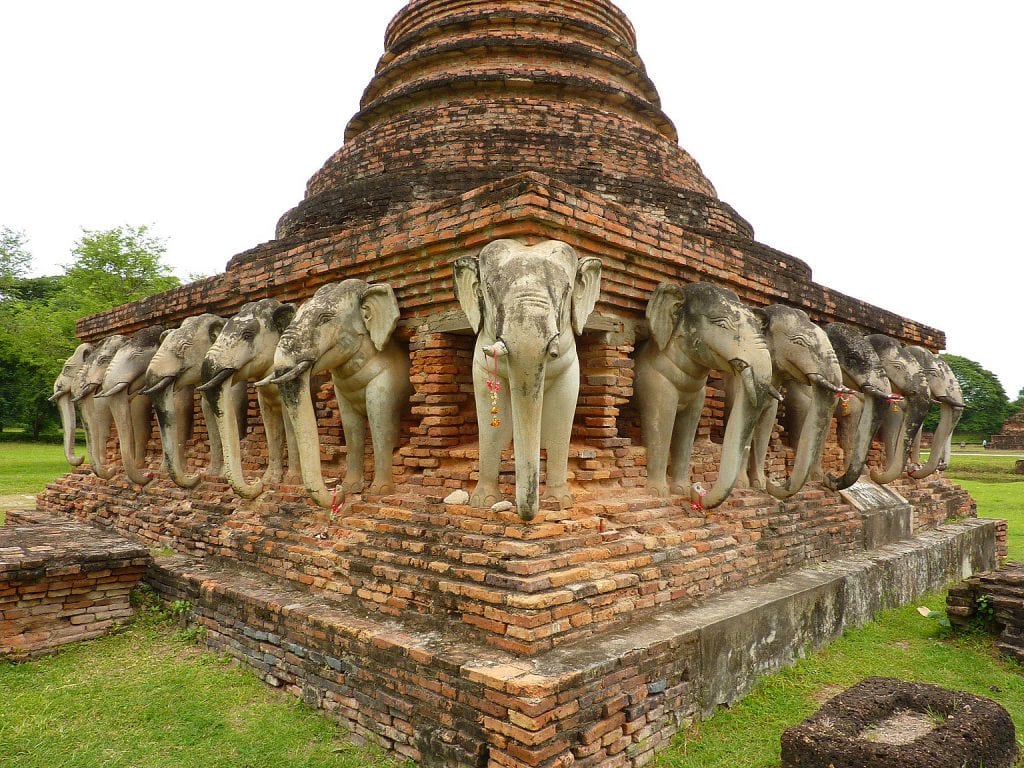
(2, 1), (1022, 398)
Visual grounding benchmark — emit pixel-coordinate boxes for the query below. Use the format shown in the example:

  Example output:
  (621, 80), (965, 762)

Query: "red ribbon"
(331, 485), (342, 517)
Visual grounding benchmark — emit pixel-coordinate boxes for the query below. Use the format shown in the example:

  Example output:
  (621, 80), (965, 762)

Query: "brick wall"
(0, 512), (149, 659)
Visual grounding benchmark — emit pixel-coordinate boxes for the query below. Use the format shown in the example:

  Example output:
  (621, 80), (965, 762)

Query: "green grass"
(945, 450), (1024, 561)
(0, 441), (70, 494)
(0, 614), (400, 768)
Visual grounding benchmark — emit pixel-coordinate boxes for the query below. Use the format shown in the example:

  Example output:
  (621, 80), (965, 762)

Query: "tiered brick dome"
(276, 0), (753, 240)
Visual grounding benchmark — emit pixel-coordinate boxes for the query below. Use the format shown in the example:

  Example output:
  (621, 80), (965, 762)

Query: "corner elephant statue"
(905, 347), (965, 478)
(734, 305), (846, 499)
(73, 334), (128, 478)
(198, 299), (299, 499)
(866, 334), (932, 485)
(142, 314), (246, 488)
(94, 325), (165, 484)
(258, 279), (411, 509)
(50, 342), (94, 466)
(453, 239), (602, 522)
(822, 323), (897, 491)
(634, 282), (776, 510)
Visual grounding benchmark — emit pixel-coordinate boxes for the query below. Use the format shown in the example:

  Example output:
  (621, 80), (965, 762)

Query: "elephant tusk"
(95, 382), (130, 399)
(198, 367), (236, 393)
(72, 382), (99, 402)
(49, 389), (67, 403)
(258, 360), (313, 387)
(767, 385), (785, 403)
(141, 375), (176, 396)
(807, 373), (843, 393)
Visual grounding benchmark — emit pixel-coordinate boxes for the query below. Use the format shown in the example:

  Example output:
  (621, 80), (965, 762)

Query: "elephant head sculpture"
(258, 279), (412, 508)
(453, 239), (602, 522)
(95, 325), (165, 485)
(905, 346), (965, 478)
(737, 305), (846, 499)
(49, 342), (94, 466)
(198, 298), (298, 499)
(142, 313), (245, 488)
(72, 334), (127, 478)
(866, 334), (931, 485)
(634, 282), (776, 510)
(822, 323), (896, 491)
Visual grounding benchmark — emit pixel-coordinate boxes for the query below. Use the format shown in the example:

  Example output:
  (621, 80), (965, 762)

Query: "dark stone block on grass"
(781, 677), (1017, 768)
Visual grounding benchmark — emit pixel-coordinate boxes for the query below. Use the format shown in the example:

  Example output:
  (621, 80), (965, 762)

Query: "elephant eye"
(710, 317), (731, 329)
(241, 331), (256, 342)
(319, 312), (335, 325)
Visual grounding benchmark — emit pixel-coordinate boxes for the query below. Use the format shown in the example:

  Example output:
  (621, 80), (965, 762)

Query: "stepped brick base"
(38, 468), (976, 656)
(145, 519), (998, 768)
(0, 511), (149, 659)
(947, 562), (1024, 663)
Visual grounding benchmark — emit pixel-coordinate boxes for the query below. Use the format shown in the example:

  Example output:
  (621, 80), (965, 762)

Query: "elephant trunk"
(277, 371), (332, 508)
(697, 388), (759, 510)
(110, 390), (152, 486)
(206, 376), (264, 499)
(825, 393), (885, 491)
(153, 383), (201, 488)
(81, 398), (115, 479)
(767, 383), (834, 500)
(56, 394), (84, 466)
(909, 402), (963, 479)
(508, 361), (545, 522)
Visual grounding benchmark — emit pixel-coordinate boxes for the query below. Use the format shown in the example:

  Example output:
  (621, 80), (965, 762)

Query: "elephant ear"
(571, 257), (603, 336)
(361, 283), (401, 352)
(208, 319), (226, 343)
(646, 283), (686, 352)
(453, 257), (483, 334)
(272, 303), (297, 334)
(159, 329), (173, 344)
(81, 344), (94, 363)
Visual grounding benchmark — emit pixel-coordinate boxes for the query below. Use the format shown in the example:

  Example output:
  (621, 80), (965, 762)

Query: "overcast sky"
(2, 1), (1022, 397)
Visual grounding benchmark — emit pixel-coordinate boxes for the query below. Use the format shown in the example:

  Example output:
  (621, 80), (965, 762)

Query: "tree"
(0, 224), (181, 437)
(924, 354), (1012, 438)
(62, 225), (179, 313)
(0, 227), (32, 300)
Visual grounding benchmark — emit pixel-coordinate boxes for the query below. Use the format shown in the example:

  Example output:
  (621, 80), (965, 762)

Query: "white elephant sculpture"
(50, 342), (95, 467)
(258, 279), (411, 508)
(453, 239), (602, 522)
(634, 282), (776, 510)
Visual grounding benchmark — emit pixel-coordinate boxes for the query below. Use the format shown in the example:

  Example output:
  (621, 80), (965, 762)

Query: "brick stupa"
(992, 406), (1024, 450)
(35, 2), (998, 766)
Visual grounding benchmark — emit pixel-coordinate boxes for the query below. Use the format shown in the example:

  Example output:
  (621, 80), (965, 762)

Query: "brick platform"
(991, 407), (1024, 450)
(946, 562), (1024, 663)
(0, 511), (149, 659)
(145, 518), (998, 768)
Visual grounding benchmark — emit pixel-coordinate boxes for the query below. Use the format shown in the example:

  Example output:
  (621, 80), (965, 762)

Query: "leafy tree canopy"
(925, 353), (1012, 438)
(0, 224), (180, 436)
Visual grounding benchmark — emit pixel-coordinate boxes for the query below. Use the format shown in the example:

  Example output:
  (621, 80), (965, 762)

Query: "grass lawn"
(0, 440), (69, 495)
(2, 444), (1023, 767)
(0, 609), (400, 768)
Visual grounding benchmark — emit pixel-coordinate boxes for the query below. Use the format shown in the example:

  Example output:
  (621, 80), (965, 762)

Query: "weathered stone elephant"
(733, 305), (846, 499)
(634, 282), (776, 510)
(198, 299), (299, 499)
(142, 314), (246, 488)
(906, 347), (965, 478)
(867, 334), (932, 485)
(49, 342), (94, 466)
(258, 279), (412, 508)
(453, 239), (602, 521)
(72, 334), (128, 478)
(95, 325), (165, 485)
(822, 323), (896, 491)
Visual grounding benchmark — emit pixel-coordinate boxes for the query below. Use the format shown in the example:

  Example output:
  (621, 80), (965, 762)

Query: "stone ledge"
(147, 518), (998, 767)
